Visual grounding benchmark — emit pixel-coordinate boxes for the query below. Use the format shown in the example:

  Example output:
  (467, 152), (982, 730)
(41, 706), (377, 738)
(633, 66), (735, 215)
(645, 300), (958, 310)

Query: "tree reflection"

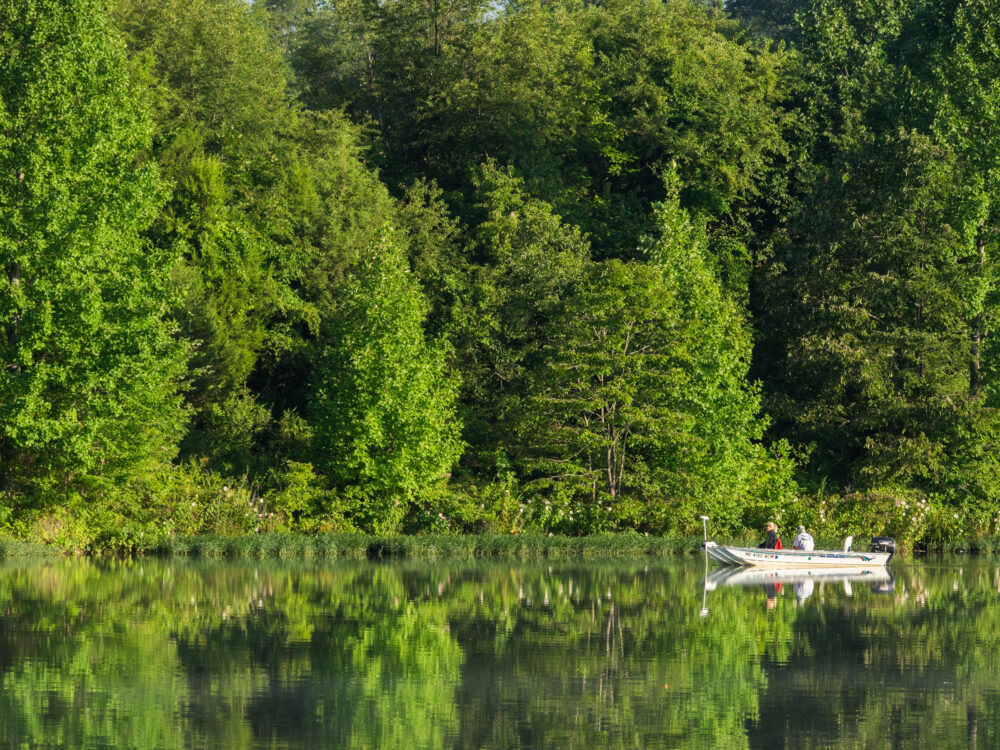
(0, 558), (996, 747)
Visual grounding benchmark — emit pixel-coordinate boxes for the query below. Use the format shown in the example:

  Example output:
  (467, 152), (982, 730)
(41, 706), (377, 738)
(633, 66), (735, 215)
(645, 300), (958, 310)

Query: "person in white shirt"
(792, 525), (814, 551)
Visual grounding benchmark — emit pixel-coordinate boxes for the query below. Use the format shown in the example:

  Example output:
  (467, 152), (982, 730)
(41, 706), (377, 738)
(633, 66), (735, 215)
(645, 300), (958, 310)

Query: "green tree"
(757, 0), (1000, 520)
(905, 0), (1000, 405)
(277, 0), (792, 265)
(394, 178), (469, 340)
(727, 0), (809, 42)
(114, 0), (402, 480)
(767, 132), (988, 485)
(309, 229), (463, 532)
(514, 174), (786, 532)
(0, 0), (187, 497)
(114, 0), (306, 475)
(454, 164), (590, 476)
(114, 0), (294, 188)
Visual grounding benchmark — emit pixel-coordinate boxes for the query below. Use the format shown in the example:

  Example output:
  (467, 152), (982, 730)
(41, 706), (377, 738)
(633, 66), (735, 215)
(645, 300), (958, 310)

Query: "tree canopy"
(0, 0), (186, 501)
(4, 0), (1000, 547)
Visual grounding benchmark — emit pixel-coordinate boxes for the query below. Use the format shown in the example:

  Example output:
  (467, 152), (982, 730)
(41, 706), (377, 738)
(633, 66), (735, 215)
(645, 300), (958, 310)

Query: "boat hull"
(704, 542), (891, 568)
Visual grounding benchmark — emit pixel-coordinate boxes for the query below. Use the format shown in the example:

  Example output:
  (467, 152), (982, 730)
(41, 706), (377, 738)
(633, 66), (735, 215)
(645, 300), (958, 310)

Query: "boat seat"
(843, 535), (853, 552)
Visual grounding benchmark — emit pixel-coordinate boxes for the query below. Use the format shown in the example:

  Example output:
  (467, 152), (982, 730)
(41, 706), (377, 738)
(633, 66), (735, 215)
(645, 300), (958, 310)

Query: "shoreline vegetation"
(2, 532), (1000, 560)
(6, 0), (1000, 554)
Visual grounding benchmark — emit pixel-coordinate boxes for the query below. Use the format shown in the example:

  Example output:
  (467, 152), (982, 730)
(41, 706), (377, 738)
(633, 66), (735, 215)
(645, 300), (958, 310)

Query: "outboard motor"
(869, 536), (896, 560)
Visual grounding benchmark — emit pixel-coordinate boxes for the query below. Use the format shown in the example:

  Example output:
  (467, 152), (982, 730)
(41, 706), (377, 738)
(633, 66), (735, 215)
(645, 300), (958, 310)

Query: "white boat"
(702, 538), (892, 568)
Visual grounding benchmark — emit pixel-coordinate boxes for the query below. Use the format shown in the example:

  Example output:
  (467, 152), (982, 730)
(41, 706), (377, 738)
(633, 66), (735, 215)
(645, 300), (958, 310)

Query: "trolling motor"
(869, 536), (896, 560)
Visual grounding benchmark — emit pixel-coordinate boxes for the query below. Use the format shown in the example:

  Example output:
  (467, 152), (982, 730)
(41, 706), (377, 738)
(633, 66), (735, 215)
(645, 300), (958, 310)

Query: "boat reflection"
(702, 565), (895, 609)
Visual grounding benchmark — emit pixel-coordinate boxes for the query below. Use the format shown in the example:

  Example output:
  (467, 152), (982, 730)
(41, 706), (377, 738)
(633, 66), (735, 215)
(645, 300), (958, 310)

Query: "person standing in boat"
(759, 521), (782, 549)
(792, 525), (815, 551)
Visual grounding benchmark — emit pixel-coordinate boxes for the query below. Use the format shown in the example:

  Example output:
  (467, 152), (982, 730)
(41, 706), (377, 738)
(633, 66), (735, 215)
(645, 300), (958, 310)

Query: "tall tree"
(906, 0), (1000, 401)
(513, 174), (785, 532)
(114, 0), (306, 474)
(456, 164), (590, 472)
(276, 0), (793, 265)
(760, 0), (1000, 509)
(0, 0), (187, 496)
(308, 230), (463, 532)
(114, 0), (401, 476)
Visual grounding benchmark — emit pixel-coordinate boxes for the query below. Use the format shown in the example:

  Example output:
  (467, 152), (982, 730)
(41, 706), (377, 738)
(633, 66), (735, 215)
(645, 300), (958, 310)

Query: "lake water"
(0, 555), (997, 749)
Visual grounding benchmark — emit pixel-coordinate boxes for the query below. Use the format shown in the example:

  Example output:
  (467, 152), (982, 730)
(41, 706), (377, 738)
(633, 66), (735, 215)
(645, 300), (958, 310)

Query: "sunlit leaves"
(309, 230), (463, 532)
(0, 0), (187, 495)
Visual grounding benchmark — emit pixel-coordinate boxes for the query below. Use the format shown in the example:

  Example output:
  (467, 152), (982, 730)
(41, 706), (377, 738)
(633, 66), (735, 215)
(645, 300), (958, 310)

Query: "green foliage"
(281, 0), (792, 259)
(395, 179), (469, 339)
(9, 461), (284, 553)
(113, 0), (400, 484)
(17, 0), (1000, 551)
(265, 460), (351, 532)
(153, 532), (702, 559)
(808, 487), (930, 549)
(113, 0), (293, 176)
(309, 230), (464, 532)
(488, 172), (793, 533)
(0, 0), (187, 498)
(758, 0), (1000, 525)
(454, 163), (590, 458)
(181, 388), (273, 477)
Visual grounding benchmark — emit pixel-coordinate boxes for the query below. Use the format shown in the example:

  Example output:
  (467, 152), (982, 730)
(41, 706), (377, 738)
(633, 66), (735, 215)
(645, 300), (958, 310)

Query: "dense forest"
(2, 0), (999, 550)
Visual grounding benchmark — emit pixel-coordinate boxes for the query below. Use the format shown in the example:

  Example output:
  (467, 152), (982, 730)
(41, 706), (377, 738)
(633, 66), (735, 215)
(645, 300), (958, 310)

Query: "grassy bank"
(143, 532), (714, 560)
(139, 531), (966, 560)
(0, 538), (68, 558)
(913, 534), (1000, 555)
(7, 530), (1000, 559)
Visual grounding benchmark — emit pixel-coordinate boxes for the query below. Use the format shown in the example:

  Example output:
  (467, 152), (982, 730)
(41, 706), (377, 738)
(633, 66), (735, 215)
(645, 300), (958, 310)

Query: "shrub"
(265, 461), (352, 532)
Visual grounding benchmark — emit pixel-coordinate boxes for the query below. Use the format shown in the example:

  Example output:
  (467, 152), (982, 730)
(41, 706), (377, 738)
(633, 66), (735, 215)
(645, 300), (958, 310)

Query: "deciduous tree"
(0, 0), (187, 495)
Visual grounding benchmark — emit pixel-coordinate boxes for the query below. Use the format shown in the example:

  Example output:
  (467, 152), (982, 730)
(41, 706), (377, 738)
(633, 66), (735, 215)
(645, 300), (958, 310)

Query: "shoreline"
(0, 532), (997, 560)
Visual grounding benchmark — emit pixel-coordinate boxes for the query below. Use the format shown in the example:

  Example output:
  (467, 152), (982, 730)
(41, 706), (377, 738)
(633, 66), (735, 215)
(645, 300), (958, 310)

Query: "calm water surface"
(0, 555), (997, 749)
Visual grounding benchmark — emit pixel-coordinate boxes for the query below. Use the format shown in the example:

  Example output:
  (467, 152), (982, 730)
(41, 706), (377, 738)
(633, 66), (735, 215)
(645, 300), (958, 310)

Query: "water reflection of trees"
(752, 565), (1000, 749)
(0, 559), (997, 747)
